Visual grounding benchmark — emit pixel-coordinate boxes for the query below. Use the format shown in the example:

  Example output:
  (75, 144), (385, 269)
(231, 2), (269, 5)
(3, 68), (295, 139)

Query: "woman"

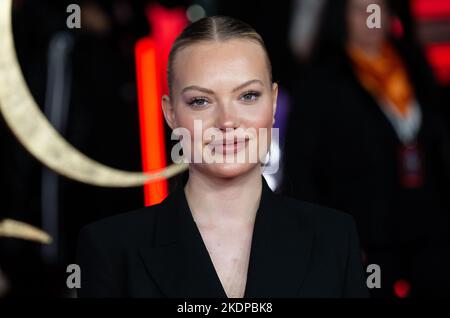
(283, 0), (450, 297)
(77, 16), (368, 298)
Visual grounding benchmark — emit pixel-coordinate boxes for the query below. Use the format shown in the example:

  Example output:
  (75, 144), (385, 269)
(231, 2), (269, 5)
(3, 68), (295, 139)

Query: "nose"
(215, 102), (240, 132)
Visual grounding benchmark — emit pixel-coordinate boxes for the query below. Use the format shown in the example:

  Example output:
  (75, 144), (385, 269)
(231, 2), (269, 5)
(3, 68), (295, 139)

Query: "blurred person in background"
(283, 0), (450, 297)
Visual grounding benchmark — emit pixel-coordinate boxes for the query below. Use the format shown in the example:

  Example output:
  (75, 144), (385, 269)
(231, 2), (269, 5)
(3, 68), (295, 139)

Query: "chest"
(198, 225), (254, 298)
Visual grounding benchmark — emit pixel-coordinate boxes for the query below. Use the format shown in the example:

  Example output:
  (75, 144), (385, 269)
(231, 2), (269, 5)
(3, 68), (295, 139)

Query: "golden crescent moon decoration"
(0, 0), (187, 187)
(0, 219), (52, 244)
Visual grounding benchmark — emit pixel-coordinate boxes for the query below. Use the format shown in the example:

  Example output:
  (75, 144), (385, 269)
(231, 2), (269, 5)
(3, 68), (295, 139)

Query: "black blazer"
(76, 177), (369, 298)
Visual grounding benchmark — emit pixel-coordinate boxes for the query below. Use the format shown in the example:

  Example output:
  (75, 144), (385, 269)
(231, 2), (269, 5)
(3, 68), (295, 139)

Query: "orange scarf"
(347, 42), (414, 118)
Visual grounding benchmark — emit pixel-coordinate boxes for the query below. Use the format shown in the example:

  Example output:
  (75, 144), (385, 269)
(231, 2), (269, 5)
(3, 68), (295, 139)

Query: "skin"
(347, 0), (390, 56)
(162, 38), (278, 298)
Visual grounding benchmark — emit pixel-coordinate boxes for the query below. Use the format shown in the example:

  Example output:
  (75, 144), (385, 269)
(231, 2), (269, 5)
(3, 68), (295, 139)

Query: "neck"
(184, 166), (263, 227)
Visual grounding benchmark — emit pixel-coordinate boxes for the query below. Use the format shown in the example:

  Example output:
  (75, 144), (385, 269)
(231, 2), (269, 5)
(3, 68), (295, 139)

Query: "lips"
(209, 137), (249, 154)
(210, 137), (249, 146)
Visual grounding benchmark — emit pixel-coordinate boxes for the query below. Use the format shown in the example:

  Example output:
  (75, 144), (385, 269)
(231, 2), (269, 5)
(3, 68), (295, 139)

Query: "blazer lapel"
(138, 185), (227, 298)
(139, 177), (314, 298)
(244, 178), (315, 297)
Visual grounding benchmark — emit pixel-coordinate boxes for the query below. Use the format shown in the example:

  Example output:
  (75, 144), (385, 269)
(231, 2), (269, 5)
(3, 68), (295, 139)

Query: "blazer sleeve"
(343, 217), (370, 298)
(76, 225), (121, 298)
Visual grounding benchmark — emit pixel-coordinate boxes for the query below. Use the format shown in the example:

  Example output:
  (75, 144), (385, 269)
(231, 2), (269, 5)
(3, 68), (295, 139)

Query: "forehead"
(172, 39), (270, 89)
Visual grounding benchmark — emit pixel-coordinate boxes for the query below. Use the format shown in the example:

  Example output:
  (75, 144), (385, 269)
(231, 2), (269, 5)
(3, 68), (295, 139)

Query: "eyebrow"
(180, 79), (264, 95)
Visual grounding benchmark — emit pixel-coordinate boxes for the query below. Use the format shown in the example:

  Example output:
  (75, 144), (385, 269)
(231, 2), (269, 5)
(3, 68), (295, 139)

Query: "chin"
(197, 162), (259, 179)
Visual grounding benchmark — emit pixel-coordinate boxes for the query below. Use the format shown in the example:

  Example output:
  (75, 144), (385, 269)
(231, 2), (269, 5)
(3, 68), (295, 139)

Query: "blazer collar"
(139, 177), (314, 298)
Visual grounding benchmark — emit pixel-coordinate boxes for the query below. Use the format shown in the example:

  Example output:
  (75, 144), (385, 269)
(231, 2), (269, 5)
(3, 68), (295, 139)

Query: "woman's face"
(163, 38), (277, 179)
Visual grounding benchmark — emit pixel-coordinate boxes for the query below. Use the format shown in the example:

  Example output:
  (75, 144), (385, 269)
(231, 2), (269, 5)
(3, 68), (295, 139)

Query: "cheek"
(174, 103), (216, 129)
(172, 108), (197, 159)
(247, 115), (272, 133)
(174, 107), (200, 141)
(243, 104), (274, 156)
(243, 100), (274, 130)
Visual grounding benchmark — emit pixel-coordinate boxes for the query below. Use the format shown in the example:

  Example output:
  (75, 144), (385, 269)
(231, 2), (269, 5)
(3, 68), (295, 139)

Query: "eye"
(187, 97), (209, 108)
(240, 91), (261, 103)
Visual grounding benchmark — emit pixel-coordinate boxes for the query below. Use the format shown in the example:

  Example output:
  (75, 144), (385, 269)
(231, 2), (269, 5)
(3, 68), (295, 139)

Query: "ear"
(162, 95), (177, 130)
(271, 82), (278, 124)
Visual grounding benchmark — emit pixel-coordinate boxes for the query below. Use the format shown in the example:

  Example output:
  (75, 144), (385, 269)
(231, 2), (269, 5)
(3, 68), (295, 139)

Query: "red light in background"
(146, 4), (188, 96)
(391, 16), (404, 39)
(394, 279), (411, 298)
(426, 44), (450, 85)
(412, 0), (450, 20)
(135, 38), (167, 206)
(412, 0), (450, 86)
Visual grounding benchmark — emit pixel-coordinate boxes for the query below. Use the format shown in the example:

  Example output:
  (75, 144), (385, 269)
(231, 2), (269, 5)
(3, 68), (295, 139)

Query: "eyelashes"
(187, 96), (209, 108)
(240, 90), (261, 103)
(186, 91), (261, 109)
